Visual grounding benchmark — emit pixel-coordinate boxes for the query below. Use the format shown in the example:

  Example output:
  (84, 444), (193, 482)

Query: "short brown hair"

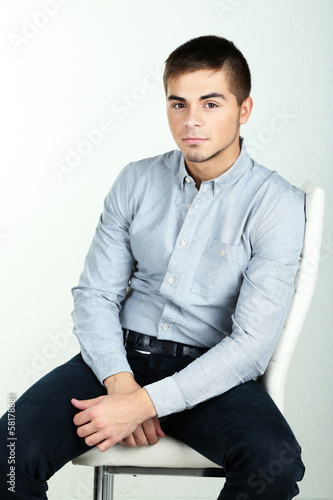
(163, 35), (251, 106)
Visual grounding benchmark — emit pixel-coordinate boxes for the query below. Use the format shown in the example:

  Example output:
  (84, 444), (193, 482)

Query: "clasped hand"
(71, 372), (164, 451)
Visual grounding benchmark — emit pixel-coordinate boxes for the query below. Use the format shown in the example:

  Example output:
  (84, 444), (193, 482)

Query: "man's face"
(166, 68), (252, 182)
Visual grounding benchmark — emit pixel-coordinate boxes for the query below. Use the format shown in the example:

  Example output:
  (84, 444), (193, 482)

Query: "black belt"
(123, 330), (208, 359)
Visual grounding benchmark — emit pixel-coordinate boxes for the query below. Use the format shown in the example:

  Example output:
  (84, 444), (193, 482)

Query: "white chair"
(73, 181), (325, 500)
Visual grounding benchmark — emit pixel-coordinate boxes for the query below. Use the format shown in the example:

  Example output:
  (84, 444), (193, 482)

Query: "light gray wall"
(1, 1), (332, 498)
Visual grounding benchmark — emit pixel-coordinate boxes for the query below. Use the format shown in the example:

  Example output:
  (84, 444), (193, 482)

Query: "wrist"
(104, 372), (137, 395)
(133, 388), (157, 422)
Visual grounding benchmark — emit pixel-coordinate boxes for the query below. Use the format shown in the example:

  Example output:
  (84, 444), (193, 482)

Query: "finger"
(76, 422), (96, 439)
(153, 417), (165, 438)
(71, 398), (88, 411)
(141, 419), (159, 445)
(73, 407), (92, 427)
(71, 397), (101, 410)
(72, 399), (103, 426)
(132, 425), (149, 446)
(81, 425), (116, 448)
(85, 431), (108, 448)
(73, 412), (89, 427)
(123, 433), (137, 447)
(96, 437), (118, 452)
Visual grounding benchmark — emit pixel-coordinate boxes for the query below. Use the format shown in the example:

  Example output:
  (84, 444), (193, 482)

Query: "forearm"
(144, 336), (262, 418)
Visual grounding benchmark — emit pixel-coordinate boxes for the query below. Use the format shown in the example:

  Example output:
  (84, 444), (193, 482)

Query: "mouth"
(182, 137), (208, 145)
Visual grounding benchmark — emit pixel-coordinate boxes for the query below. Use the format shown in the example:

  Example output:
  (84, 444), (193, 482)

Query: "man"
(0, 35), (305, 499)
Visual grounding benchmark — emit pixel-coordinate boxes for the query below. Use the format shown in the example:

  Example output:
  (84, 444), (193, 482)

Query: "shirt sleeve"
(71, 167), (135, 384)
(144, 188), (306, 417)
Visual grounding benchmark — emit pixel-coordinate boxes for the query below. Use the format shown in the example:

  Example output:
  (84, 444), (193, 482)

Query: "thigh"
(163, 380), (301, 473)
(1, 354), (107, 477)
(1, 349), (156, 474)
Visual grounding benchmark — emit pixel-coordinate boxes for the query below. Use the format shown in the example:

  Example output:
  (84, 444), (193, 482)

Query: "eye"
(204, 102), (218, 109)
(172, 102), (186, 109)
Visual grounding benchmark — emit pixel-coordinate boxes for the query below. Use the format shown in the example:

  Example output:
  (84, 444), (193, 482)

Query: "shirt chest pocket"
(191, 239), (245, 298)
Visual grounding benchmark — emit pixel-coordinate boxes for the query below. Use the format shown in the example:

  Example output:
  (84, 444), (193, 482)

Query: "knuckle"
(95, 418), (105, 430)
(90, 409), (97, 419)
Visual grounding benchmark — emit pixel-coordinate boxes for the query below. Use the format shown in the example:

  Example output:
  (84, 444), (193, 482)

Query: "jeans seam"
(42, 436), (84, 481)
(182, 423), (257, 479)
(182, 423), (233, 465)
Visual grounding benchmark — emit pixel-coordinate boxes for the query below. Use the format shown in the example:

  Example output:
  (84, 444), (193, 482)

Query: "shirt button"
(216, 188), (220, 194)
(168, 277), (174, 284)
(162, 323), (169, 330)
(187, 203), (191, 209)
(180, 240), (187, 247)
(185, 177), (191, 183)
(220, 249), (226, 256)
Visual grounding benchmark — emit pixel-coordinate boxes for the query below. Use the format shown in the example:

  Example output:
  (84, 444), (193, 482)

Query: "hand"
(71, 387), (157, 451)
(103, 372), (165, 447)
(117, 416), (165, 447)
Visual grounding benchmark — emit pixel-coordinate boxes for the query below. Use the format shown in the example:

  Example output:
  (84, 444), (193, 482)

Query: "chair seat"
(72, 434), (222, 470)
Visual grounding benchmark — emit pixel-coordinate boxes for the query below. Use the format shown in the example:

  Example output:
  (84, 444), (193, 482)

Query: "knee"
(244, 434), (305, 496)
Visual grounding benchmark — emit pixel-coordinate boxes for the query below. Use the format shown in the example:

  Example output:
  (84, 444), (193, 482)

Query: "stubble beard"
(183, 122), (241, 164)
(184, 146), (225, 164)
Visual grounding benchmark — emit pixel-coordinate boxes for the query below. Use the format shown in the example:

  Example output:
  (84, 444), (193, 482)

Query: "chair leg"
(94, 466), (114, 500)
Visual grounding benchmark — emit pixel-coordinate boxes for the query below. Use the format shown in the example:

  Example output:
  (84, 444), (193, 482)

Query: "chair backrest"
(258, 181), (325, 413)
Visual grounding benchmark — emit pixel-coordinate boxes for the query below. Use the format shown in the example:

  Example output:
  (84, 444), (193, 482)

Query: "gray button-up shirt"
(72, 140), (305, 417)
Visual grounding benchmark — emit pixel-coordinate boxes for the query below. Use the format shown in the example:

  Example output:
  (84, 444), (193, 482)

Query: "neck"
(185, 140), (241, 188)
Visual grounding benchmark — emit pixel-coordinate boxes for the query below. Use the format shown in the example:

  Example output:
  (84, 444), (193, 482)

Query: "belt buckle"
(124, 330), (152, 355)
(123, 329), (129, 348)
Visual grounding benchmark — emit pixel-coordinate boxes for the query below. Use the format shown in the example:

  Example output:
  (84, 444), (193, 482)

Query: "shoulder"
(118, 149), (182, 183)
(250, 160), (302, 197)
(246, 159), (305, 220)
(105, 150), (182, 214)
(246, 160), (305, 242)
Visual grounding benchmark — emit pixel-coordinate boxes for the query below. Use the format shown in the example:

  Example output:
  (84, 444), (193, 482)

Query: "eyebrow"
(167, 92), (226, 102)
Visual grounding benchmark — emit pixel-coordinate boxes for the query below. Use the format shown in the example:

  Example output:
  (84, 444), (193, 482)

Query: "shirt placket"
(158, 180), (213, 338)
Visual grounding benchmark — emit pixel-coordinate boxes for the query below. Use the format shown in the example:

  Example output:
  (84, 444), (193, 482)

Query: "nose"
(184, 107), (203, 128)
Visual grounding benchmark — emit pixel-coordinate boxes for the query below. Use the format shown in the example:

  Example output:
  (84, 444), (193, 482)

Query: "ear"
(239, 97), (253, 125)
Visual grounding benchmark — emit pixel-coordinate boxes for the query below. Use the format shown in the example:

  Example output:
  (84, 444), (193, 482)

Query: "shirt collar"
(178, 137), (252, 194)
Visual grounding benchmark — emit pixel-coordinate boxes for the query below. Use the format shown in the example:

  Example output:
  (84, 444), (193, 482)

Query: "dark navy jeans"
(0, 351), (304, 499)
